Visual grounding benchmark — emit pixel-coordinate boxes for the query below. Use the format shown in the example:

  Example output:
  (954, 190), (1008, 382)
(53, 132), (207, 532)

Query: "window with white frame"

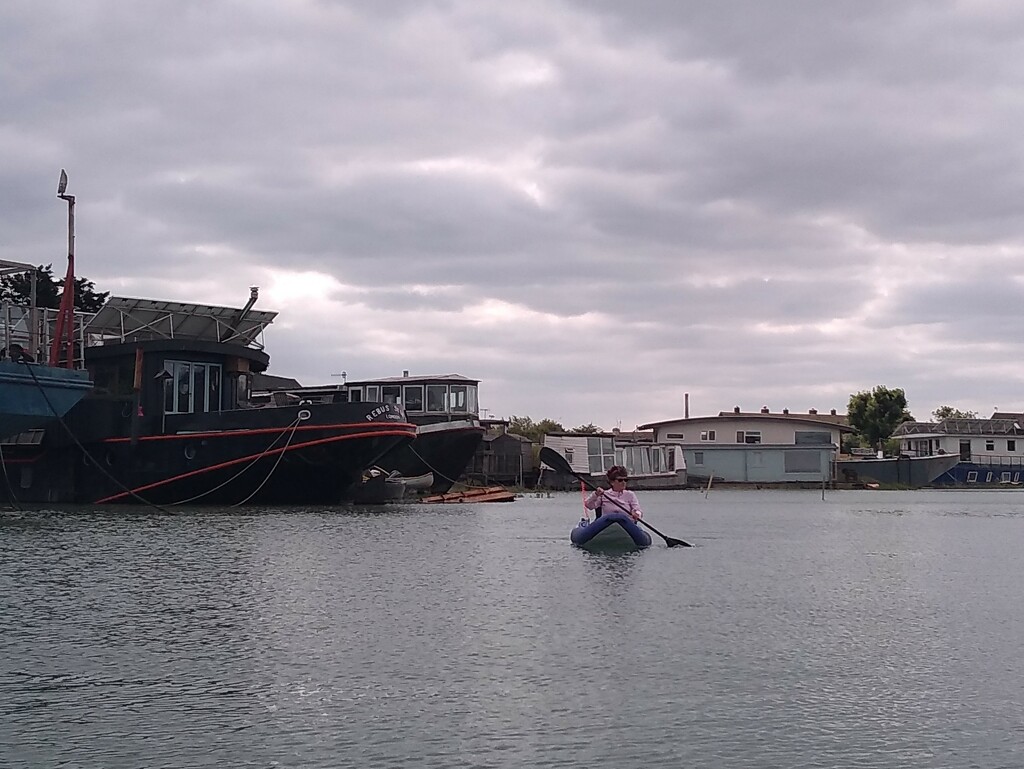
(700, 430), (716, 441)
(587, 436), (615, 474)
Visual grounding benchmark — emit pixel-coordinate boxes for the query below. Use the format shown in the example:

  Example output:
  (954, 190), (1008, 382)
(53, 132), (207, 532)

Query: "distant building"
(637, 407), (853, 485)
(466, 420), (536, 487)
(894, 413), (1024, 485)
(539, 430), (687, 490)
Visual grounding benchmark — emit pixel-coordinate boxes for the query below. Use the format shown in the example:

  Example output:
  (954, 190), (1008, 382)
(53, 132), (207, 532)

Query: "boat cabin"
(254, 372), (480, 426)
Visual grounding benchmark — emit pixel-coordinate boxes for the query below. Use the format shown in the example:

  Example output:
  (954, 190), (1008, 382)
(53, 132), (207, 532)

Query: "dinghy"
(570, 511), (652, 553)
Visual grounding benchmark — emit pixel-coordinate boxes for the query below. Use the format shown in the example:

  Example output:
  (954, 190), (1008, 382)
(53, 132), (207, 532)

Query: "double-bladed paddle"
(540, 446), (693, 548)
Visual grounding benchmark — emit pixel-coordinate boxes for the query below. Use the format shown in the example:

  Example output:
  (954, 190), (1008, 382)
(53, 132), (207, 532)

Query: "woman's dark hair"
(606, 465), (628, 481)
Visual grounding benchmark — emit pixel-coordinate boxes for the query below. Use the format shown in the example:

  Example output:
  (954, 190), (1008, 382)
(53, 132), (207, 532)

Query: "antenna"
(57, 169), (68, 196)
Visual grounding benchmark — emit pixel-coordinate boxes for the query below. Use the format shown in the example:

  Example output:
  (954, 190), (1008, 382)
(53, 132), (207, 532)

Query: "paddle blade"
(540, 446), (576, 478)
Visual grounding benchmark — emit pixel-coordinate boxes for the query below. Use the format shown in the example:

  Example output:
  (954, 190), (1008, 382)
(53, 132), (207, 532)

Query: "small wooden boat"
(570, 511), (652, 553)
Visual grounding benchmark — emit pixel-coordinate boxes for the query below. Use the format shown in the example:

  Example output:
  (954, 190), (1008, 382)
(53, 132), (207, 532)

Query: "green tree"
(847, 386), (913, 449)
(569, 423), (601, 434)
(0, 263), (109, 312)
(932, 405), (978, 420)
(507, 415), (565, 443)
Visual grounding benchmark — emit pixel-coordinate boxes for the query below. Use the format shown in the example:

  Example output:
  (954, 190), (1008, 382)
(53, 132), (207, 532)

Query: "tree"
(0, 264), (109, 312)
(932, 406), (978, 421)
(569, 423), (601, 434)
(507, 415), (565, 443)
(847, 386), (913, 449)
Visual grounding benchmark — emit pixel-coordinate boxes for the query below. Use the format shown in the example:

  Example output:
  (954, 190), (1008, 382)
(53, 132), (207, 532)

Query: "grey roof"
(894, 418), (1024, 436)
(346, 373), (478, 385)
(639, 412), (853, 433)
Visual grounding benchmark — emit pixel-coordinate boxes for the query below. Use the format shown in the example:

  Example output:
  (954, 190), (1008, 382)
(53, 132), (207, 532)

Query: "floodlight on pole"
(50, 170), (77, 367)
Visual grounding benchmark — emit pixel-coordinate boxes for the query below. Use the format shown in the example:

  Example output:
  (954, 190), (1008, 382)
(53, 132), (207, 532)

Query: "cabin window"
(986, 440), (995, 451)
(700, 430), (716, 441)
(348, 388), (362, 402)
(667, 432), (684, 439)
(450, 385), (469, 413)
(1008, 440), (1017, 452)
(381, 385), (402, 405)
(694, 451), (704, 466)
(564, 448), (574, 465)
(426, 385), (447, 412)
(403, 385), (424, 412)
(737, 431), (761, 444)
(617, 446), (651, 476)
(966, 471), (978, 483)
(164, 360), (222, 414)
(365, 385), (380, 402)
(587, 436), (615, 474)
(651, 449), (662, 473)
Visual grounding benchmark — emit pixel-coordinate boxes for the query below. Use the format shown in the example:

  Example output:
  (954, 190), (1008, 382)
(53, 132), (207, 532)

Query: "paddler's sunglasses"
(611, 476), (628, 482)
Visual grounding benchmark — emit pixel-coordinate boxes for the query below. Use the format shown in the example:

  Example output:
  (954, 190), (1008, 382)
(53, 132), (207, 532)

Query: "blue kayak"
(570, 511), (652, 552)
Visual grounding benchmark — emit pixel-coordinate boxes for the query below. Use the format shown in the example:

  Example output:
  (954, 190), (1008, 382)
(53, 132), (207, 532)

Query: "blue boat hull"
(0, 361), (92, 440)
(570, 511), (652, 552)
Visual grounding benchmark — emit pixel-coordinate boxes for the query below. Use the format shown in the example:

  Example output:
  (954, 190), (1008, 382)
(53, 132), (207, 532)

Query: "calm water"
(3, 489), (1024, 768)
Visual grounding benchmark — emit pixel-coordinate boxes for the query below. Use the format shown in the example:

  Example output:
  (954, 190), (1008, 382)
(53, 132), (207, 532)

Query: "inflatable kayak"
(570, 511), (652, 552)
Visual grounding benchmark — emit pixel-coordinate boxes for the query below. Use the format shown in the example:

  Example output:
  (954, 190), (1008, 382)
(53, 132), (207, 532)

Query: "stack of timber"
(422, 485), (516, 503)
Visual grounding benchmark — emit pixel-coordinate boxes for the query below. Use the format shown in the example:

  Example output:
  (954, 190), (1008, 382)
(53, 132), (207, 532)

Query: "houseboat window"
(164, 360), (222, 414)
(1008, 440), (1017, 452)
(700, 430), (716, 441)
(737, 431), (761, 444)
(382, 385), (402, 405)
(795, 431), (832, 445)
(619, 446), (646, 475)
(565, 448), (574, 465)
(651, 449), (662, 473)
(966, 470), (978, 483)
(784, 450), (819, 474)
(1002, 472), (1011, 483)
(694, 451), (704, 465)
(348, 388), (362, 402)
(667, 432), (684, 439)
(587, 436), (615, 474)
(426, 385), (447, 412)
(403, 385), (424, 412)
(365, 385), (380, 402)
(449, 385), (469, 413)
(985, 440), (995, 451)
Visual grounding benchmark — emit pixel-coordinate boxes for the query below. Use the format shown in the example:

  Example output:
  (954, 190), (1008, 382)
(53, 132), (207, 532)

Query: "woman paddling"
(584, 465), (643, 521)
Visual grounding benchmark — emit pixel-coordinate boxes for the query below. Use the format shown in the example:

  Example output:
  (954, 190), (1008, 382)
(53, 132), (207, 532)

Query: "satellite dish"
(57, 169), (68, 195)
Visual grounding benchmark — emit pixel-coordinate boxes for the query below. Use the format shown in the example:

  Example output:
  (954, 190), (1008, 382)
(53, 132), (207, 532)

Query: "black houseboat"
(253, 372), (485, 497)
(0, 294), (417, 506)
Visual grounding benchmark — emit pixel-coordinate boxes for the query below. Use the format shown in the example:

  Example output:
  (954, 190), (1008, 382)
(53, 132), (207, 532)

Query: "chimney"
(684, 392), (689, 419)
(783, 408), (789, 414)
(809, 408), (818, 415)
(830, 408), (837, 416)
(760, 406), (769, 414)
(402, 370), (409, 377)
(734, 406), (740, 414)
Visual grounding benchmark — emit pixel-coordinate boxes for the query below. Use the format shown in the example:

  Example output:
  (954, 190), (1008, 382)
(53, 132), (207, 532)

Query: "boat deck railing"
(1, 300), (95, 369)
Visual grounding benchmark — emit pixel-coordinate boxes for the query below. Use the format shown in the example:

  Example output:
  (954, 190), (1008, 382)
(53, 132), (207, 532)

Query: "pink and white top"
(584, 488), (643, 519)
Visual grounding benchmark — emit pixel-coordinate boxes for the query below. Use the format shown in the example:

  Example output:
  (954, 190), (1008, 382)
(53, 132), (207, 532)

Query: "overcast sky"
(3, 1), (1023, 429)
